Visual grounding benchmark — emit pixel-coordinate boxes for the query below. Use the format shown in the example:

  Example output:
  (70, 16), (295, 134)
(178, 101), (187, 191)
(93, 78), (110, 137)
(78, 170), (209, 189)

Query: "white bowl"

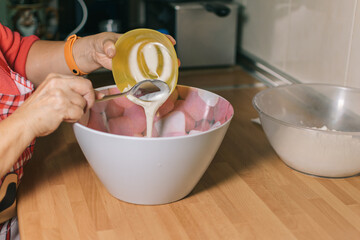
(73, 85), (234, 204)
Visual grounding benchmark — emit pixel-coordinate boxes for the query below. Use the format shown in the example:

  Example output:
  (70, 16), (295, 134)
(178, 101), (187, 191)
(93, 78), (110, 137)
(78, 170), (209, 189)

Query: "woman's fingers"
(66, 76), (96, 110)
(165, 34), (176, 45)
(95, 90), (105, 100)
(103, 39), (117, 57)
(164, 34), (180, 66)
(20, 73), (96, 137)
(67, 89), (88, 111)
(63, 104), (87, 122)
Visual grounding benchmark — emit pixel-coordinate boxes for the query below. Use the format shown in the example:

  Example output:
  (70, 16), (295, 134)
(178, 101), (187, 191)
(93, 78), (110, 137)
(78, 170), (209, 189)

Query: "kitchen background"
(1, 0), (360, 88)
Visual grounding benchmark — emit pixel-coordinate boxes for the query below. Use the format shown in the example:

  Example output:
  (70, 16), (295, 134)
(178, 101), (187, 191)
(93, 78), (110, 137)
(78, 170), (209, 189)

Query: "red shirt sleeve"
(0, 23), (39, 78)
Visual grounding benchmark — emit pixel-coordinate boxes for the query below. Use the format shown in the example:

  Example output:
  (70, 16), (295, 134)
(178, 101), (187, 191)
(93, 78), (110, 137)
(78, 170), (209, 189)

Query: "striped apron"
(0, 59), (35, 240)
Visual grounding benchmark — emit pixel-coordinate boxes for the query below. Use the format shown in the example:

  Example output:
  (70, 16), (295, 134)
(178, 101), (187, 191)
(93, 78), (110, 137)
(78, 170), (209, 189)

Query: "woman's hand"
(12, 73), (98, 137)
(165, 34), (180, 66)
(0, 73), (99, 175)
(73, 32), (121, 73)
(74, 32), (179, 73)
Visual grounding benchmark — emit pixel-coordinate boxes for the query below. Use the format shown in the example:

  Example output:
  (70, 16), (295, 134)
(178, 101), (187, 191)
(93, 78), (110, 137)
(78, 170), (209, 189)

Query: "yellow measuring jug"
(112, 28), (178, 94)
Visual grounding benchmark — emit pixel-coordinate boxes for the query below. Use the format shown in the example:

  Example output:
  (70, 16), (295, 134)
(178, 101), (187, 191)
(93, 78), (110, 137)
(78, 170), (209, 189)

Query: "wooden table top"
(17, 67), (360, 239)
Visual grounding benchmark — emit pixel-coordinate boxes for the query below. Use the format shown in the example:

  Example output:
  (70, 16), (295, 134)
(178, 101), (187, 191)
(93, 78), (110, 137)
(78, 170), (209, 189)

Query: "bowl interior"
(79, 85), (234, 137)
(253, 84), (360, 132)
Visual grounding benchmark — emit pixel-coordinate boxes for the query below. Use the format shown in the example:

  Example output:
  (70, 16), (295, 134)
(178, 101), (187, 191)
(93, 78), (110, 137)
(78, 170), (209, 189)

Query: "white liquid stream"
(127, 90), (169, 137)
(126, 41), (173, 137)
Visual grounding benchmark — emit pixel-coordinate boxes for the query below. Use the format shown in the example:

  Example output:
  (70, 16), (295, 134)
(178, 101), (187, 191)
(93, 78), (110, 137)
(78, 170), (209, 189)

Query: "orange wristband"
(64, 34), (88, 76)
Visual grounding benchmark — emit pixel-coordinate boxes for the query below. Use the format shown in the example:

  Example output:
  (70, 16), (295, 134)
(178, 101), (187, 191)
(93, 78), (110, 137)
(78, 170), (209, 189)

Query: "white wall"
(237, 0), (360, 88)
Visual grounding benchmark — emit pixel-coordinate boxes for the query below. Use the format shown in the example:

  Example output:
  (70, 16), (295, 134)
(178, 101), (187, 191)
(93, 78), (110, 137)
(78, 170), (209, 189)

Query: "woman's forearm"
(25, 40), (70, 86)
(25, 33), (120, 87)
(0, 113), (35, 177)
(25, 38), (97, 86)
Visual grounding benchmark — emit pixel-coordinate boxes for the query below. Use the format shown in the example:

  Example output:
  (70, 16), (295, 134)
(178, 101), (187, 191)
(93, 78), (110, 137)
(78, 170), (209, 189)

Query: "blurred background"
(1, 0), (360, 89)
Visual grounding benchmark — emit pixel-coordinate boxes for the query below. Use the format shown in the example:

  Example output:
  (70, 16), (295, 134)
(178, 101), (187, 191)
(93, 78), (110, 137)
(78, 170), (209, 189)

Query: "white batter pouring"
(127, 80), (170, 137)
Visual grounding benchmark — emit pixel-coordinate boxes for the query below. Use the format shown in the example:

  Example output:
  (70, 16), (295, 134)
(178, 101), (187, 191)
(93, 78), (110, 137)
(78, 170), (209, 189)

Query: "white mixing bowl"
(73, 85), (234, 204)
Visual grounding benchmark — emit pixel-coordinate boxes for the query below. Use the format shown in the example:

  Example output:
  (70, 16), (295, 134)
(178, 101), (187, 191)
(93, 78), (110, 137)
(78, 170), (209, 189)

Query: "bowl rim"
(252, 83), (360, 135)
(74, 84), (234, 140)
